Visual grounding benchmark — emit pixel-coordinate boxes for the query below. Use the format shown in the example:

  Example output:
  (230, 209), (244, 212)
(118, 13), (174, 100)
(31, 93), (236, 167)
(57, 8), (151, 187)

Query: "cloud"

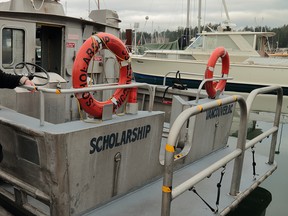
(17, 0), (286, 31)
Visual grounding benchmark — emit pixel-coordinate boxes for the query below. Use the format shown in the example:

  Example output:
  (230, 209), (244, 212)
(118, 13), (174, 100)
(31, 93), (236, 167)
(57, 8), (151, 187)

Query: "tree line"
(121, 24), (288, 50)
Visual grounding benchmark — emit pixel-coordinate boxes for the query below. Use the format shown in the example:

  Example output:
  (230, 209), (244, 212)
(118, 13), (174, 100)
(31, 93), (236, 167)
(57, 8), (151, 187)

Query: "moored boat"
(0, 1), (285, 216)
(131, 1), (288, 114)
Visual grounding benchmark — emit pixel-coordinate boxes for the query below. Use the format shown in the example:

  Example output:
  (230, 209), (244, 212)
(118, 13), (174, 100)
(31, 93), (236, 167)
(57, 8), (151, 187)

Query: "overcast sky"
(2, 0), (286, 32)
(63, 0), (287, 32)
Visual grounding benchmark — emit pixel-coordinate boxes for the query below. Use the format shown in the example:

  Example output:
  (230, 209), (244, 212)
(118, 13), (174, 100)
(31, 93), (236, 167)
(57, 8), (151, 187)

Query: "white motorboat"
(131, 1), (288, 113)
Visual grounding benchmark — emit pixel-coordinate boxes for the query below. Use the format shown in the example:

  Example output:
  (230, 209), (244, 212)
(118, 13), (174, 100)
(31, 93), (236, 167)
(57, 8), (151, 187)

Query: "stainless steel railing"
(24, 82), (155, 126)
(161, 85), (283, 216)
(162, 70), (233, 102)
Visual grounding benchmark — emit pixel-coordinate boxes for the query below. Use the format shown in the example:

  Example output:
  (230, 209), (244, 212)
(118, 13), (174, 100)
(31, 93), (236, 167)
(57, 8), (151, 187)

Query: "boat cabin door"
(36, 25), (63, 75)
(0, 21), (63, 77)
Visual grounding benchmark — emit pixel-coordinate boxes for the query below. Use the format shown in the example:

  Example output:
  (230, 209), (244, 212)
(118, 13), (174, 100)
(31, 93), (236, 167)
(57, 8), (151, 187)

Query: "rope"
(215, 165), (226, 212)
(251, 146), (258, 180)
(189, 186), (216, 213)
(189, 166), (226, 213)
(97, 34), (128, 62)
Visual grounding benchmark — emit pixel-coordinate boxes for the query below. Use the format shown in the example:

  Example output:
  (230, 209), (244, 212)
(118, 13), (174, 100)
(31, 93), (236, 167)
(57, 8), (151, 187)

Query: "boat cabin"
(141, 29), (275, 63)
(185, 31), (275, 61)
(0, 0), (121, 123)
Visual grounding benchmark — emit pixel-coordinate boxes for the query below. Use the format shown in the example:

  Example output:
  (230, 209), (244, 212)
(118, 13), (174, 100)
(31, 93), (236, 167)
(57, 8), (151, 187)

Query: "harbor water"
(247, 117), (288, 216)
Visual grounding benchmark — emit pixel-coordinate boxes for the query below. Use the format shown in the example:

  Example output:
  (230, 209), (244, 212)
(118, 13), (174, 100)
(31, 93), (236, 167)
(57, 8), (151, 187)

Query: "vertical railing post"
(161, 148), (173, 216)
(268, 88), (283, 164)
(40, 91), (45, 126)
(229, 97), (247, 196)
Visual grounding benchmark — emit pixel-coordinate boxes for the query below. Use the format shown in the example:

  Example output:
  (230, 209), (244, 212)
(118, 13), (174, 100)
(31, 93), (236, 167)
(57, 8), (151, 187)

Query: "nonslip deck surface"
(85, 137), (276, 216)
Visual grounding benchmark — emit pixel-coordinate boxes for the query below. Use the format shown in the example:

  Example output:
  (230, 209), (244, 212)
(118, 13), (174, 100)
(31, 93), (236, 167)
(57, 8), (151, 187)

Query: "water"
(248, 120), (288, 216)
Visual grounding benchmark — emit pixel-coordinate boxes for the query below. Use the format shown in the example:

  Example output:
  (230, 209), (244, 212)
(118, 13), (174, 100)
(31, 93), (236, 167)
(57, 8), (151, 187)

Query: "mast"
(222, 0), (230, 22)
(180, 0), (191, 49)
(186, 0), (190, 29)
(197, 0), (202, 34)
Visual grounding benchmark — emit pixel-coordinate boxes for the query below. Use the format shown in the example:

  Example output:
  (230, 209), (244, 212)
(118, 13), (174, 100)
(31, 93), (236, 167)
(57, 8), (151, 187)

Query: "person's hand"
(23, 79), (35, 87)
(20, 76), (36, 92)
(24, 79), (36, 92)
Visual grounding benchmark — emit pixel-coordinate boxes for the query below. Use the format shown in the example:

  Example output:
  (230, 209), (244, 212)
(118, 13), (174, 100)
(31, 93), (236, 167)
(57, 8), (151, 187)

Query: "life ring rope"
(72, 32), (133, 118)
(96, 34), (130, 63)
(204, 47), (230, 99)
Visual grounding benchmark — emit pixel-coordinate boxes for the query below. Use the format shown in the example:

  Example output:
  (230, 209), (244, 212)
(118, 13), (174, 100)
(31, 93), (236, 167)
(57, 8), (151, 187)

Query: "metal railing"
(245, 86), (283, 164)
(195, 77), (233, 102)
(161, 70), (233, 102)
(161, 85), (283, 216)
(162, 71), (204, 86)
(24, 82), (155, 126)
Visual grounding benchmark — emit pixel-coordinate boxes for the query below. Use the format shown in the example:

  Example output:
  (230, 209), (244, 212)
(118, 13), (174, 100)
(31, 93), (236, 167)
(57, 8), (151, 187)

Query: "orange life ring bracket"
(72, 32), (133, 118)
(204, 47), (230, 98)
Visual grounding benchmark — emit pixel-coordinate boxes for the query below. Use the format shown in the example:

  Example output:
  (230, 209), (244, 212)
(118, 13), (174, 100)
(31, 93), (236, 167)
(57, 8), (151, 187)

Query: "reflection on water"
(246, 121), (288, 216)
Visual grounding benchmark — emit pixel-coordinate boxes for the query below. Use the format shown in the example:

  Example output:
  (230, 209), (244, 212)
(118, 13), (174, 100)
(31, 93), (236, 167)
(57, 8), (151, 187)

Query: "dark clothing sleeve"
(0, 70), (22, 89)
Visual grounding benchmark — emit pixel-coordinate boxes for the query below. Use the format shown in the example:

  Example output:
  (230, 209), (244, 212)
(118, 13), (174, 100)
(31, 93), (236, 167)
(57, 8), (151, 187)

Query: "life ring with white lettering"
(72, 32), (133, 118)
(204, 47), (230, 98)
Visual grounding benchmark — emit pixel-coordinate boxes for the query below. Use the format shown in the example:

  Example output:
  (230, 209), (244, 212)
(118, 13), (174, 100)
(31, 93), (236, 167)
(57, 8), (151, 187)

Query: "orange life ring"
(72, 32), (132, 118)
(204, 47), (230, 98)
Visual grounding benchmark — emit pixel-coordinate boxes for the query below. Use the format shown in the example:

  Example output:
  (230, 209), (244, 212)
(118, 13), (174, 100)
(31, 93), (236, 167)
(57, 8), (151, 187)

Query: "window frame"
(2, 27), (25, 69)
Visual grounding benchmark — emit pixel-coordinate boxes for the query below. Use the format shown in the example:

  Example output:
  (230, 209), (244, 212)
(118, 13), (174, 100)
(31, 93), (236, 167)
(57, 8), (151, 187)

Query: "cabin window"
(16, 133), (40, 166)
(2, 28), (25, 68)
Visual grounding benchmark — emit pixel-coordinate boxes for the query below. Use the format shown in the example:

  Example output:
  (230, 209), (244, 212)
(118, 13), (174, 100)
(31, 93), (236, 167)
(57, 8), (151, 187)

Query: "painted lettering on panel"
(206, 104), (234, 120)
(89, 125), (151, 154)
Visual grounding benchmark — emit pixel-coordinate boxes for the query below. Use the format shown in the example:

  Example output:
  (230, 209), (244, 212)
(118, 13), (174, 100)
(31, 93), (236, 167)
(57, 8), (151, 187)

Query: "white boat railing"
(162, 71), (205, 86)
(161, 86), (283, 216)
(162, 70), (233, 102)
(23, 82), (155, 126)
(195, 76), (233, 102)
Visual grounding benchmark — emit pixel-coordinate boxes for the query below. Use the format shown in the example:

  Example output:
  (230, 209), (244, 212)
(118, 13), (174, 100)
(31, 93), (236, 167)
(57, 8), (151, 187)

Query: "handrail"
(23, 82), (155, 126)
(162, 71), (204, 86)
(195, 77), (233, 102)
(161, 95), (248, 216)
(161, 86), (283, 216)
(220, 85), (283, 215)
(245, 85), (283, 164)
(161, 70), (233, 103)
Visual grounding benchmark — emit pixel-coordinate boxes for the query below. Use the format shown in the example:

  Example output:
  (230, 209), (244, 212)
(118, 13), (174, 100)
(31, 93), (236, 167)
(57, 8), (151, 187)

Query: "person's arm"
(0, 70), (34, 89)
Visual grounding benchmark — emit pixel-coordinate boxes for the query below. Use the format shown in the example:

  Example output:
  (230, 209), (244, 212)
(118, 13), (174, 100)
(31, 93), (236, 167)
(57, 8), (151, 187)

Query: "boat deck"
(85, 136), (276, 216)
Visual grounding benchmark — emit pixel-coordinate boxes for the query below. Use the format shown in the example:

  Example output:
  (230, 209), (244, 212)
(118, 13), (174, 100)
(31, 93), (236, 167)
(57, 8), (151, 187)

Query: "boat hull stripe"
(133, 72), (288, 95)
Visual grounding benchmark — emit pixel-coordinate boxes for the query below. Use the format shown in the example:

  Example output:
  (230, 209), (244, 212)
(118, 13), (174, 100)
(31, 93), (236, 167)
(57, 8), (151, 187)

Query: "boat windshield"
(185, 33), (258, 53)
(185, 35), (203, 50)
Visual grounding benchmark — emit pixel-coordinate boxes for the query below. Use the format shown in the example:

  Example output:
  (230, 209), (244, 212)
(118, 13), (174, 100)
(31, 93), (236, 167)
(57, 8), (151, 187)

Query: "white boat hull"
(131, 56), (288, 113)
